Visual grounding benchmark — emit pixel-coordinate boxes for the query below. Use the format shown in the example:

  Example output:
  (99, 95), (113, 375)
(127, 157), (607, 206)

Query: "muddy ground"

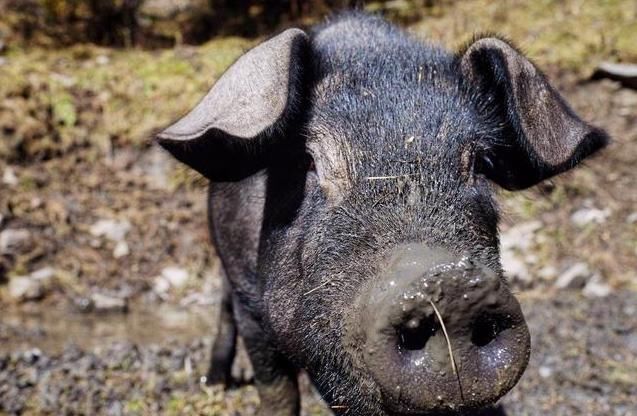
(1, 1), (636, 415)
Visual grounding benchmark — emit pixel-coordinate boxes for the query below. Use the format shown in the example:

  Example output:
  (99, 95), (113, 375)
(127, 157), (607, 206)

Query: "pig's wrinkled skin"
(157, 12), (608, 416)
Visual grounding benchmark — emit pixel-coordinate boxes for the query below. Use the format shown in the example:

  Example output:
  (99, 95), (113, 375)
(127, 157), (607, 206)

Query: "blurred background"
(0, 1), (635, 415)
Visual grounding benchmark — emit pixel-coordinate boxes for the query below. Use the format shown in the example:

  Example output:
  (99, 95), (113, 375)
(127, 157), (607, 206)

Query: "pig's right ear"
(156, 29), (308, 181)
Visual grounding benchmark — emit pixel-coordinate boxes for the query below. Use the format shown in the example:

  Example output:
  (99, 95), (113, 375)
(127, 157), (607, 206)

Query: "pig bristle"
(428, 299), (465, 403)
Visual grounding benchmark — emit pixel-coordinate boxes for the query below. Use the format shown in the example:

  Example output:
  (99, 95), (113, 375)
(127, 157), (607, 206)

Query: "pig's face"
(281, 73), (513, 414)
(260, 43), (526, 415)
(157, 16), (608, 415)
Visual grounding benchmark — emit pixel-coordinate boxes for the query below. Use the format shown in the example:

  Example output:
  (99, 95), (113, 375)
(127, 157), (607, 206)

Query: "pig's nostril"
(471, 314), (512, 347)
(397, 316), (439, 351)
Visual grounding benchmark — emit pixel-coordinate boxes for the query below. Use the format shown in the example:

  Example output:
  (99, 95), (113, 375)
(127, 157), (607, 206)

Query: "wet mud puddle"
(0, 303), (214, 354)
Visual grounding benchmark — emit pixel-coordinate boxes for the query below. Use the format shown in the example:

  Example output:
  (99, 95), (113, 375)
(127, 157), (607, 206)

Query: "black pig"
(156, 12), (608, 416)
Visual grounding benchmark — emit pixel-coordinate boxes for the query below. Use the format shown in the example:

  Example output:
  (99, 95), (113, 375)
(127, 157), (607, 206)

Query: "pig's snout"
(352, 244), (530, 414)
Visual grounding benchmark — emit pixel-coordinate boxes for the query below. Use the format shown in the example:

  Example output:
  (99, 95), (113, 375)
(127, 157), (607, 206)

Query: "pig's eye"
(307, 155), (316, 172)
(303, 153), (318, 178)
(463, 143), (494, 184)
(475, 152), (495, 176)
(298, 152), (314, 171)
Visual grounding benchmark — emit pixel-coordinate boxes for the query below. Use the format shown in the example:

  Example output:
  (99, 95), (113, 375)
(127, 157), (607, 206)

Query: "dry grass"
(428, 299), (465, 402)
(408, 0), (637, 75)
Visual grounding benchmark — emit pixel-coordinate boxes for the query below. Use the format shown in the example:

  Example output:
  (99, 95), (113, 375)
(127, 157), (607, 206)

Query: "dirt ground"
(1, 1), (636, 415)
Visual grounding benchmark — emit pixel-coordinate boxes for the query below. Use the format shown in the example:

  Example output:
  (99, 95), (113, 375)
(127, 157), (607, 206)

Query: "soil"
(1, 1), (636, 414)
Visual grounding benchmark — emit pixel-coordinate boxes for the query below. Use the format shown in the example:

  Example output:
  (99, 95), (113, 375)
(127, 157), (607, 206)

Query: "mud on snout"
(344, 244), (531, 415)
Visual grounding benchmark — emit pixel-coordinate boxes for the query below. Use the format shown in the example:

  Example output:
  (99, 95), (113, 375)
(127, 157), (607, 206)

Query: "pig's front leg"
(205, 273), (237, 387)
(236, 302), (300, 416)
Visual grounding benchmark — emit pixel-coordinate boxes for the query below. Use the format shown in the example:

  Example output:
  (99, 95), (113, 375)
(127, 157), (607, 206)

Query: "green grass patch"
(1, 0), (634, 163)
(0, 37), (251, 162)
(409, 0), (637, 74)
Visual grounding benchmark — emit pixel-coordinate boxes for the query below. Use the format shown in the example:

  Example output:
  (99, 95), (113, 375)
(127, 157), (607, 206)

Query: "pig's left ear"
(156, 28), (308, 181)
(460, 37), (609, 190)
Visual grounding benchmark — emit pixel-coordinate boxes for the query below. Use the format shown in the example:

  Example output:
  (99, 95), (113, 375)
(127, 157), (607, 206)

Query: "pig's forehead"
(308, 71), (484, 152)
(304, 93), (489, 192)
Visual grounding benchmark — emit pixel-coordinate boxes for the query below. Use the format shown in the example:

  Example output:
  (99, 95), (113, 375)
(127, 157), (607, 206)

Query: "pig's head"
(157, 17), (608, 416)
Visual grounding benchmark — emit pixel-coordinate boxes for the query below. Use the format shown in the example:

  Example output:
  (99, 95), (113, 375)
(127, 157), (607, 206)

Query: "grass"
(409, 0), (637, 74)
(0, 38), (251, 162)
(428, 299), (464, 401)
(2, 0), (634, 164)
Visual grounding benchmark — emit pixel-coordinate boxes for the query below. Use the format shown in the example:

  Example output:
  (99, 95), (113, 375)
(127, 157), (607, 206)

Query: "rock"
(0, 228), (32, 254)
(112, 241), (129, 258)
(501, 249), (531, 284)
(89, 219), (131, 242)
(591, 62), (637, 90)
(538, 366), (553, 379)
(538, 265), (558, 281)
(500, 220), (542, 252)
(499, 221), (541, 286)
(107, 401), (124, 416)
(30, 267), (55, 281)
(90, 293), (128, 313)
(73, 296), (93, 312)
(153, 276), (171, 296)
(138, 0), (210, 44)
(524, 253), (539, 265)
(2, 167), (18, 186)
(582, 275), (612, 298)
(135, 146), (171, 190)
(22, 348), (42, 365)
(161, 266), (189, 288)
(626, 212), (637, 224)
(624, 332), (637, 358)
(179, 292), (215, 306)
(153, 267), (190, 298)
(570, 206), (610, 227)
(555, 262), (591, 290)
(30, 197), (43, 209)
(8, 277), (42, 301)
(8, 268), (54, 301)
(140, 0), (201, 19)
(96, 55), (110, 66)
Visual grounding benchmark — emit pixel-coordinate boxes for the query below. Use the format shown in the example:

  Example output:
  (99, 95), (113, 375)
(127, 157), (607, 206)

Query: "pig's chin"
(377, 390), (497, 416)
(385, 410), (467, 416)
(385, 410), (477, 416)
(380, 396), (494, 416)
